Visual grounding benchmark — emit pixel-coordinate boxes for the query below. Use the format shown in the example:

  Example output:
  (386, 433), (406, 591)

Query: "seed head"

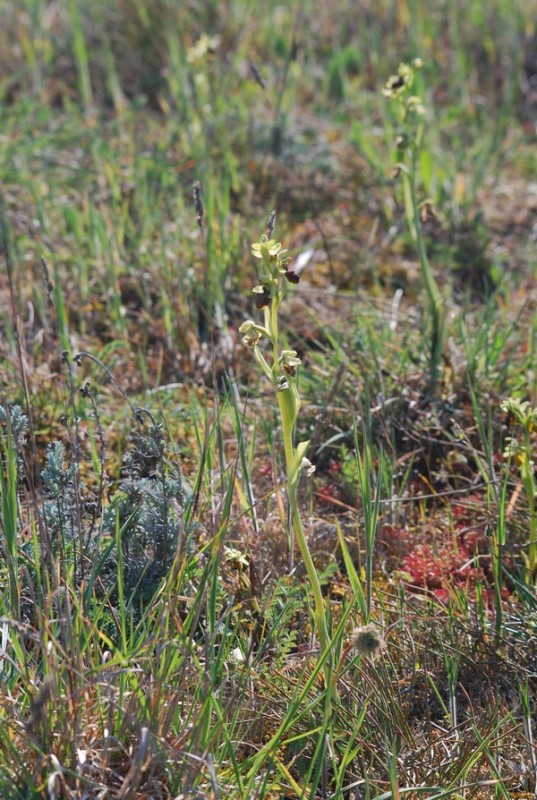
(193, 181), (204, 228)
(267, 209), (276, 238)
(351, 624), (386, 659)
(250, 61), (266, 91)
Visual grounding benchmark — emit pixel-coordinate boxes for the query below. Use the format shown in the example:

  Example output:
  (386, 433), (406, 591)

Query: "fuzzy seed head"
(351, 624), (386, 659)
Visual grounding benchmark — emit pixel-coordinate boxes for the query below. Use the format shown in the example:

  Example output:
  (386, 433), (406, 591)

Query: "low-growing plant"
(0, 393), (190, 629)
(101, 414), (189, 606)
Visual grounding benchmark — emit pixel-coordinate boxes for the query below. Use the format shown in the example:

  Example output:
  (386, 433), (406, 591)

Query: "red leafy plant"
(386, 493), (509, 603)
(401, 542), (480, 602)
(400, 530), (509, 604)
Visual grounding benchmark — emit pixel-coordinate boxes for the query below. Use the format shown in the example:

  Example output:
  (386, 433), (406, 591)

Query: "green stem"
(288, 479), (331, 656)
(404, 148), (446, 386)
(270, 296), (295, 471)
(278, 387), (333, 699)
(277, 390), (296, 482)
(521, 439), (537, 583)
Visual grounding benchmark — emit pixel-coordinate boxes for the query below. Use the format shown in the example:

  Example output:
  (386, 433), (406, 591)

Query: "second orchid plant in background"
(384, 59), (446, 388)
(239, 215), (332, 688)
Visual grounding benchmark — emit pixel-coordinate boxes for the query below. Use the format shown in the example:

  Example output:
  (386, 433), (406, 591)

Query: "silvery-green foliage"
(102, 420), (190, 602)
(41, 441), (76, 495)
(41, 441), (78, 541)
(0, 404), (28, 438)
(0, 404), (29, 475)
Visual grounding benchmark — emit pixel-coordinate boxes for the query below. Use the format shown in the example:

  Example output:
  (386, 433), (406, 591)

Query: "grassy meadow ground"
(0, 0), (537, 797)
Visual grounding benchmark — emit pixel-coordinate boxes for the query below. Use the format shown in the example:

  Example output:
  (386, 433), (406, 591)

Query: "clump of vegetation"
(0, 0), (536, 797)
(0, 400), (189, 624)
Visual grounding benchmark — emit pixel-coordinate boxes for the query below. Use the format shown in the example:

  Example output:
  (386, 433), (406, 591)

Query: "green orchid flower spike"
(501, 398), (537, 584)
(240, 220), (334, 702)
(383, 58), (446, 389)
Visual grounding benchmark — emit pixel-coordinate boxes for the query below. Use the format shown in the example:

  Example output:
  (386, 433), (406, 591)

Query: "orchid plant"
(239, 222), (331, 688)
(501, 397), (537, 585)
(384, 59), (446, 387)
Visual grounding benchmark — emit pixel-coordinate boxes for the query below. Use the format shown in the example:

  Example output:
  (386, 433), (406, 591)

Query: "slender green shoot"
(501, 398), (537, 585)
(383, 60), (446, 387)
(0, 421), (20, 621)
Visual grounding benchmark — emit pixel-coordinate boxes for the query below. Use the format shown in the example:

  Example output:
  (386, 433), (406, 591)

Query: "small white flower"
(301, 457), (316, 476)
(231, 647), (246, 663)
(239, 320), (262, 347)
(280, 349), (302, 376)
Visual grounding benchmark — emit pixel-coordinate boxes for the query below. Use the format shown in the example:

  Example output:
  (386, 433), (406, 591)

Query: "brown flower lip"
(285, 269), (300, 284)
(387, 75), (405, 90)
(254, 286), (272, 309)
